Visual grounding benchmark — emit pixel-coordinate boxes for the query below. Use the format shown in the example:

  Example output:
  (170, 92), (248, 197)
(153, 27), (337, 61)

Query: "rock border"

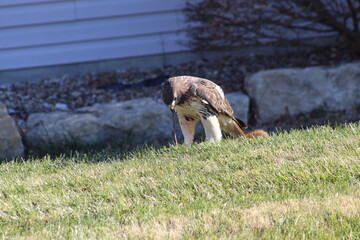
(1, 62), (359, 158)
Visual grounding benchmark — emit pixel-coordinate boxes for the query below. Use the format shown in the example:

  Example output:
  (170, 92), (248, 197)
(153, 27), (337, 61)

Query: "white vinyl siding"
(0, 0), (190, 71)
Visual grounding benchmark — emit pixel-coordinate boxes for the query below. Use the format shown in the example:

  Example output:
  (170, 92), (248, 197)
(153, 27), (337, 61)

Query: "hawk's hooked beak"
(168, 100), (176, 109)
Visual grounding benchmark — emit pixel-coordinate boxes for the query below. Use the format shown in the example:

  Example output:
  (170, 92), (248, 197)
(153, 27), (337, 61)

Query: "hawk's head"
(161, 77), (189, 109)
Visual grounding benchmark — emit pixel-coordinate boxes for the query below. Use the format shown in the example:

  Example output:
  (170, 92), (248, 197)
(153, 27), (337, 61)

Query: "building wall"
(0, 0), (190, 73)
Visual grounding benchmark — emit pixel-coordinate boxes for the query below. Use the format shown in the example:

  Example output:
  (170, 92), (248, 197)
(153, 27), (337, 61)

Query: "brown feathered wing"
(190, 77), (248, 130)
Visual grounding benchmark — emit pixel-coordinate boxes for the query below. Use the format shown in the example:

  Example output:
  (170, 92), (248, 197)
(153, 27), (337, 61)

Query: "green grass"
(1, 123), (359, 239)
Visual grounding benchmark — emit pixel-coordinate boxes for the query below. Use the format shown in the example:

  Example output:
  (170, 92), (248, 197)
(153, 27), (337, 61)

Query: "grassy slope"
(0, 124), (359, 239)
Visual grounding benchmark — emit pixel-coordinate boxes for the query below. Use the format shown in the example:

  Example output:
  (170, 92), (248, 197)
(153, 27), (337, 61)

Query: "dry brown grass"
(242, 193), (360, 230)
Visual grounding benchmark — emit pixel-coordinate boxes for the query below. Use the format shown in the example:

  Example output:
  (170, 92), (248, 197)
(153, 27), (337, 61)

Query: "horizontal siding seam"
(0, 30), (187, 52)
(0, 49), (190, 72)
(0, 0), (68, 9)
(0, 0), (191, 71)
(0, 9), (183, 30)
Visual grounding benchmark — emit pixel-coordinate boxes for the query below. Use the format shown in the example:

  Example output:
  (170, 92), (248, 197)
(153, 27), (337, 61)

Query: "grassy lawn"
(1, 123), (359, 239)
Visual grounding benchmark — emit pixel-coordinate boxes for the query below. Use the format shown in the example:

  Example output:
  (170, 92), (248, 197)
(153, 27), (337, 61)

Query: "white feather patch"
(215, 85), (225, 98)
(201, 99), (209, 105)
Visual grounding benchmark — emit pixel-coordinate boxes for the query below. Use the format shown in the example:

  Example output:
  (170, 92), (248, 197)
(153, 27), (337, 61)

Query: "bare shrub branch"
(184, 0), (360, 51)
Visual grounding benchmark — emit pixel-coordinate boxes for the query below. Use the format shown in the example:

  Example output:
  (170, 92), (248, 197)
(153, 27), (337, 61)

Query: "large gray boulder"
(0, 102), (24, 159)
(226, 92), (249, 123)
(80, 98), (174, 144)
(245, 62), (360, 123)
(25, 112), (104, 152)
(24, 98), (173, 152)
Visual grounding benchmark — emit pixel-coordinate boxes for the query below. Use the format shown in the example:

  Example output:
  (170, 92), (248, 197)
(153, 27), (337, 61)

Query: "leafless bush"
(184, 0), (360, 51)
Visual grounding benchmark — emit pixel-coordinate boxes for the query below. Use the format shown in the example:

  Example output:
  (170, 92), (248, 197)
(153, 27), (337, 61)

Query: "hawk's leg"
(178, 114), (197, 144)
(201, 115), (222, 142)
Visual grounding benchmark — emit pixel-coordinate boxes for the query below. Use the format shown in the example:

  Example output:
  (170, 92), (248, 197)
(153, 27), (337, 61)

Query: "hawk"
(162, 76), (268, 144)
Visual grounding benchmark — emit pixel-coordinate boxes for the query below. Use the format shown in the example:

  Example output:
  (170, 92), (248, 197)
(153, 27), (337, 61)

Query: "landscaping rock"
(80, 98), (173, 145)
(245, 62), (360, 123)
(225, 92), (249, 123)
(0, 102), (24, 159)
(25, 112), (104, 152)
(24, 98), (173, 152)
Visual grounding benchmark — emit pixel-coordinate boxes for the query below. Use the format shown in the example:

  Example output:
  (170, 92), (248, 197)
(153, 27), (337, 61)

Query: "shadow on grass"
(0, 140), (167, 165)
